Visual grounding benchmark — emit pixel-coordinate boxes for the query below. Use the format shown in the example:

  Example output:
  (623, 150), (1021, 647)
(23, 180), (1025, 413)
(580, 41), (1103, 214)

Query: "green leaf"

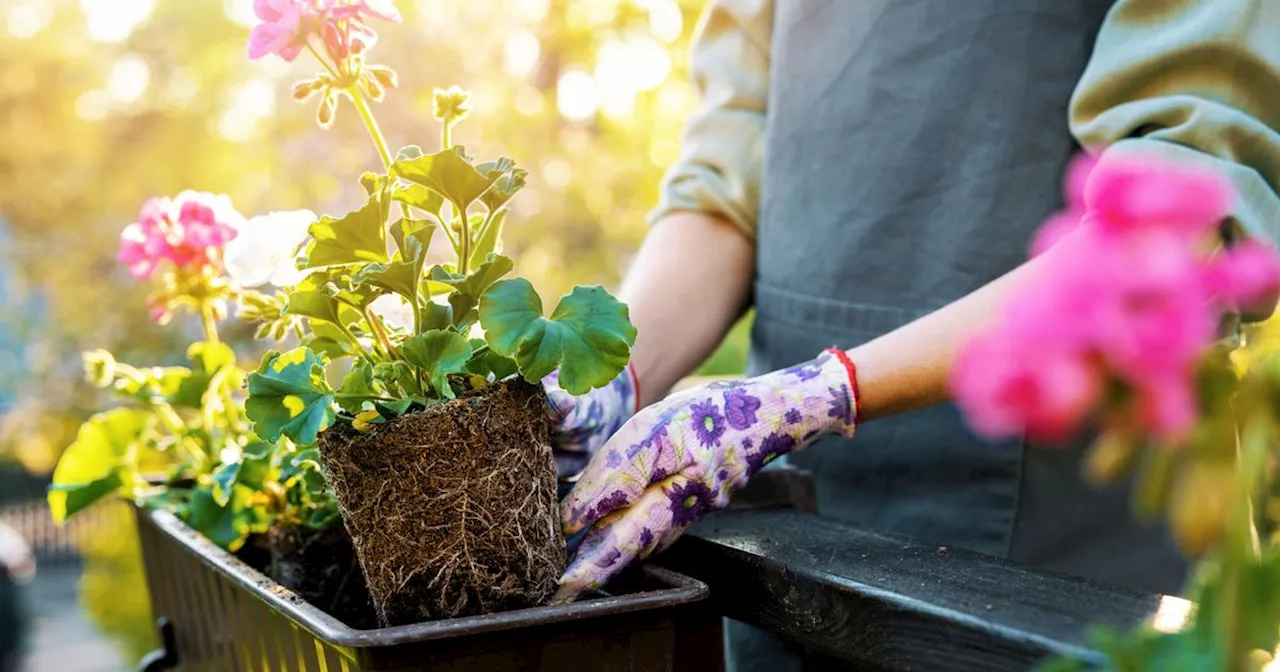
(480, 279), (636, 394)
(419, 301), (453, 331)
(303, 192), (390, 269)
(466, 348), (518, 381)
(394, 185), (445, 221)
(400, 330), (473, 398)
(111, 366), (190, 405)
(48, 472), (124, 524)
(390, 149), (497, 211)
(476, 158), (526, 213)
(237, 441), (276, 490)
(352, 220), (434, 308)
(284, 290), (346, 326)
(186, 484), (267, 551)
(280, 447), (325, 486)
(449, 293), (480, 331)
(49, 408), (153, 523)
(304, 322), (356, 359)
(395, 145), (424, 161)
(373, 398), (417, 417)
(428, 255), (515, 328)
(172, 341), (238, 408)
(469, 209), (507, 270)
(373, 360), (422, 397)
(1237, 550), (1280, 652)
(209, 462), (240, 507)
(337, 359), (380, 414)
(390, 218), (436, 261)
(451, 255), (515, 298)
(246, 348), (335, 445)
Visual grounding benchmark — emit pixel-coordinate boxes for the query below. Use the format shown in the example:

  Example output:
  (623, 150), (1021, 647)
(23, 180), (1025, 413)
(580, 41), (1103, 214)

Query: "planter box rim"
(142, 507), (709, 648)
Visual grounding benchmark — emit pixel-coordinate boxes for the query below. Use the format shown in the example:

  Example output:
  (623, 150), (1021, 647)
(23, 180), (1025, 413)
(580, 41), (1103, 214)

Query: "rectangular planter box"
(133, 507), (719, 672)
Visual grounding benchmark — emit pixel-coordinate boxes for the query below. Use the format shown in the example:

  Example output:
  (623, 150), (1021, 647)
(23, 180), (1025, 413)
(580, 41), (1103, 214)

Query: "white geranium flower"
(225, 210), (315, 288)
(370, 294), (415, 333)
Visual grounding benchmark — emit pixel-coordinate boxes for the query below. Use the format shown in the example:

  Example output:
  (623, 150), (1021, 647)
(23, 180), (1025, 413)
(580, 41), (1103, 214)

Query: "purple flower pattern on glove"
(544, 364), (639, 478)
(555, 350), (858, 600)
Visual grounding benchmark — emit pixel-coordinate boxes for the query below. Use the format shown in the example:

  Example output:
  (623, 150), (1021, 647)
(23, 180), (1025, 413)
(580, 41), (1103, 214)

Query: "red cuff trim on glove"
(825, 347), (862, 420)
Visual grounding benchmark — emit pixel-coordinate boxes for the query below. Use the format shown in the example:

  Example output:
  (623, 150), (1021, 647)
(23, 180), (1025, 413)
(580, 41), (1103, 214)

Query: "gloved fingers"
(560, 422), (656, 535)
(554, 476), (680, 602)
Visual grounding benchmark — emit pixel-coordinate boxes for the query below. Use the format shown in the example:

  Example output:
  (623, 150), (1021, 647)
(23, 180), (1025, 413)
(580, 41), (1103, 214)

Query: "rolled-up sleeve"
(647, 0), (772, 239)
(1070, 0), (1280, 248)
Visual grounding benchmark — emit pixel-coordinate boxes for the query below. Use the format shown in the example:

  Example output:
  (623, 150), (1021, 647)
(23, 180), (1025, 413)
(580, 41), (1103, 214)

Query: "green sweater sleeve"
(1070, 0), (1280, 248)
(647, 0), (772, 239)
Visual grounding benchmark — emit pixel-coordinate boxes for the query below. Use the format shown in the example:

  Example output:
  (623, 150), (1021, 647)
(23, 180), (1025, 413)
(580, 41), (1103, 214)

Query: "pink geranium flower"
(117, 191), (243, 280)
(248, 0), (322, 62)
(248, 0), (401, 62)
(951, 330), (1101, 444)
(1084, 156), (1231, 238)
(1205, 240), (1280, 307)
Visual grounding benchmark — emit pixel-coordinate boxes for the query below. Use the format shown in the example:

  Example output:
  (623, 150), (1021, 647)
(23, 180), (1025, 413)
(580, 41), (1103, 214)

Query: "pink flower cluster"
(248, 0), (401, 63)
(118, 191), (243, 281)
(953, 154), (1280, 443)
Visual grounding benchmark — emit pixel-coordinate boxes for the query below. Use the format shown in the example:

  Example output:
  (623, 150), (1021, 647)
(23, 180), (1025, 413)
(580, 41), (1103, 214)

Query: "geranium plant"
(238, 0), (635, 626)
(951, 154), (1280, 670)
(49, 193), (338, 553)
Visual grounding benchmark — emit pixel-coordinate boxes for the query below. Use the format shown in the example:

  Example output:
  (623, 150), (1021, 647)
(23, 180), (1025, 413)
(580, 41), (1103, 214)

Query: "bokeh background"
(0, 0), (749, 666)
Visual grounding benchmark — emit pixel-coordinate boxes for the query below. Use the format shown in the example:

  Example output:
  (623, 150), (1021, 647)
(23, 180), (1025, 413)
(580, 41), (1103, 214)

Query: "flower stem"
(350, 88), (394, 171)
(1221, 416), (1268, 670)
(306, 42), (341, 80)
(336, 321), (375, 362)
(363, 307), (399, 358)
(456, 202), (471, 275)
(199, 301), (219, 345)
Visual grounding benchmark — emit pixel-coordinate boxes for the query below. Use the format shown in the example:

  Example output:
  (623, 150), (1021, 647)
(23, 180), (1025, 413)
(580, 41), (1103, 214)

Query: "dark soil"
(317, 377), (565, 627)
(267, 523), (377, 629)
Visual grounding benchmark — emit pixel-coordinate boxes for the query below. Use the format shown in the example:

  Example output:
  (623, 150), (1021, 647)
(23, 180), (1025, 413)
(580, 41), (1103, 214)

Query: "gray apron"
(729, 1), (1189, 669)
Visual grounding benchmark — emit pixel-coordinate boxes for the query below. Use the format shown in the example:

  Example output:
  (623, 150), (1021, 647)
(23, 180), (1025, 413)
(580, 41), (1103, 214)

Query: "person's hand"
(544, 363), (640, 478)
(555, 348), (859, 600)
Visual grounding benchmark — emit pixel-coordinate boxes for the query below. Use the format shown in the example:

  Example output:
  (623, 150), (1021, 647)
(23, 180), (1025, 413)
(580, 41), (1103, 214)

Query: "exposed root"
(317, 378), (564, 626)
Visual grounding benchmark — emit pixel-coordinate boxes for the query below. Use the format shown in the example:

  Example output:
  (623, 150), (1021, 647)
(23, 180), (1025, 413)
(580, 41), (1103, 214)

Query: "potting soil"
(318, 378), (565, 626)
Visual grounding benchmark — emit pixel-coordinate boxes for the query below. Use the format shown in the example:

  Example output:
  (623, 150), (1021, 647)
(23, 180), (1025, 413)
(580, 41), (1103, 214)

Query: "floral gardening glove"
(544, 363), (640, 478)
(555, 348), (859, 600)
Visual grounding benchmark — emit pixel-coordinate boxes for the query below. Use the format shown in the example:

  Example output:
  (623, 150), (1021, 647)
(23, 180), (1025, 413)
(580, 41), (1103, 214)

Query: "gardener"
(546, 0), (1280, 668)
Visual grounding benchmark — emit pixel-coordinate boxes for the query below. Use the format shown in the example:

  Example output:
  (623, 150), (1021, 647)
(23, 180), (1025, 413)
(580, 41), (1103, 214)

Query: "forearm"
(848, 229), (1084, 422)
(621, 211), (754, 406)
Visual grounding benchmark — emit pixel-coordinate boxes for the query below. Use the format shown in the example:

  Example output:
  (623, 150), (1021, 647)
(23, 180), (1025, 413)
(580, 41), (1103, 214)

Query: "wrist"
(765, 348), (860, 441)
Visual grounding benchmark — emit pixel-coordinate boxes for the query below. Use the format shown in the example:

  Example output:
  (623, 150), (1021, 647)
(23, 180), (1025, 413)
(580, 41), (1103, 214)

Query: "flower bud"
(1168, 459), (1234, 557)
(317, 91), (338, 129)
(367, 65), (398, 91)
(363, 74), (386, 102)
(433, 86), (471, 124)
(1084, 429), (1136, 484)
(291, 75), (330, 103)
(82, 350), (116, 388)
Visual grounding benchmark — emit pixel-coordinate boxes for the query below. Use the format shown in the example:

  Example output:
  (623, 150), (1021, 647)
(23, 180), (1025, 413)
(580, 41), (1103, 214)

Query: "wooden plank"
(657, 509), (1163, 672)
